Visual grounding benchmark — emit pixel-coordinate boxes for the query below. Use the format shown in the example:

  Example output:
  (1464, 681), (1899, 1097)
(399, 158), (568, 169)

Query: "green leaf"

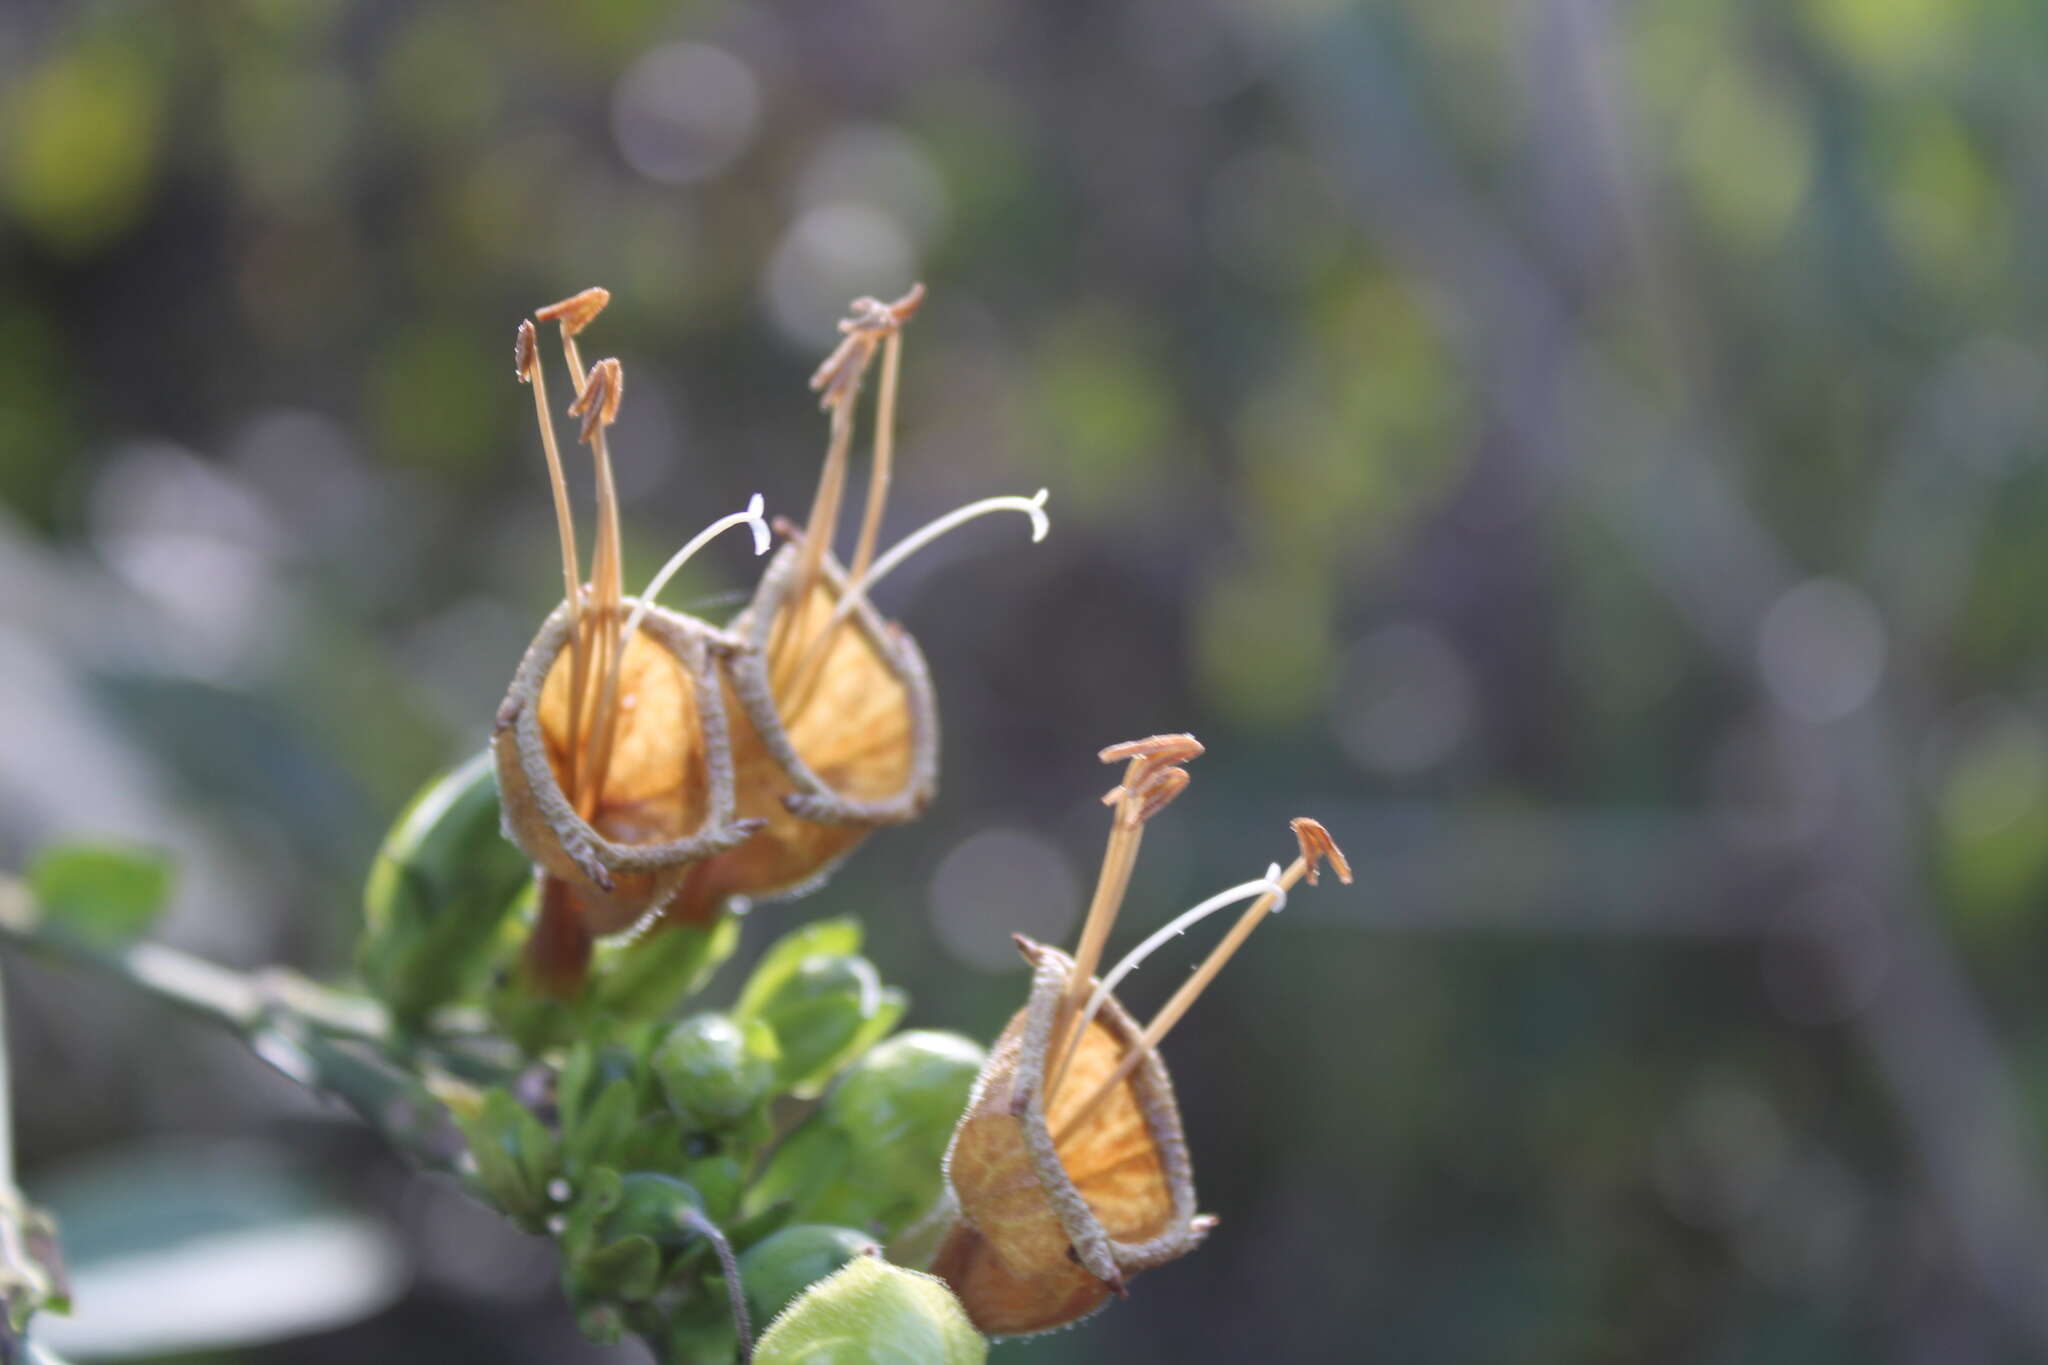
(734, 917), (864, 1021)
(741, 1225), (882, 1331)
(454, 1090), (553, 1227)
(592, 913), (740, 1018)
(573, 1233), (663, 1304)
(745, 1122), (851, 1224)
(563, 1078), (638, 1179)
(358, 751), (532, 1026)
(28, 843), (173, 948)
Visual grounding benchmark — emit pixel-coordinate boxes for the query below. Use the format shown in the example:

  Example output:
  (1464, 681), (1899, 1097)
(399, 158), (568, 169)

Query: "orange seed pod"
(930, 937), (1212, 1337)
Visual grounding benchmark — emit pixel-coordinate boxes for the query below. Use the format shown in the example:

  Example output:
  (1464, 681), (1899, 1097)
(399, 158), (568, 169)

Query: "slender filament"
(522, 338), (587, 802)
(816, 491), (1051, 641)
(1053, 853), (1313, 1145)
(615, 495), (771, 650)
(1045, 866), (1286, 1101)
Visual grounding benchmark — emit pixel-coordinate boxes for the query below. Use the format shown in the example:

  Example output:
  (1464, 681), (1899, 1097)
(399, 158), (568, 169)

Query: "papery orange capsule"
(665, 285), (1048, 924)
(494, 298), (768, 987)
(663, 540), (939, 924)
(931, 741), (1350, 1336)
(931, 936), (1213, 1337)
(492, 596), (751, 935)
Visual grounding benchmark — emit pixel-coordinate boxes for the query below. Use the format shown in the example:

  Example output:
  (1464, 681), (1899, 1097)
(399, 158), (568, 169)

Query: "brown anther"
(806, 283), (927, 411)
(536, 287), (611, 336)
(808, 332), (882, 412)
(841, 283), (925, 335)
(1098, 734), (1204, 767)
(1289, 817), (1352, 886)
(514, 319), (539, 381)
(1131, 765), (1191, 825)
(1097, 734), (1204, 810)
(570, 358), (624, 443)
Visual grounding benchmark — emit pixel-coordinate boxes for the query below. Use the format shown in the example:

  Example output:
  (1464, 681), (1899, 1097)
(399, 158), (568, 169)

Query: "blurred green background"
(6, 0), (2048, 1359)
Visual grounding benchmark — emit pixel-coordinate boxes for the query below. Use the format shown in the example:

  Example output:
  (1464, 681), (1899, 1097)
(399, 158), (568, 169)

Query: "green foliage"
(749, 1031), (985, 1241)
(401, 901), (981, 1362)
(740, 1226), (881, 1330)
(753, 1256), (985, 1365)
(358, 751), (531, 1027)
(27, 843), (173, 948)
(733, 917), (907, 1098)
(652, 1014), (780, 1131)
(452, 1089), (556, 1232)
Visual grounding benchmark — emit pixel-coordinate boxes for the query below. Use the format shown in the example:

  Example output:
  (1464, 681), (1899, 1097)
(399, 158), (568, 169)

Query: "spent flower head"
(932, 736), (1350, 1336)
(661, 284), (1050, 925)
(493, 288), (770, 992)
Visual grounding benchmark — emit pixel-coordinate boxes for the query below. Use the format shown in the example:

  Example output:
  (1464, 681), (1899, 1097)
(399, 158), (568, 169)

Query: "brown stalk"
(568, 358), (629, 817)
(1052, 818), (1350, 1143)
(1042, 736), (1203, 1090)
(516, 319), (588, 802)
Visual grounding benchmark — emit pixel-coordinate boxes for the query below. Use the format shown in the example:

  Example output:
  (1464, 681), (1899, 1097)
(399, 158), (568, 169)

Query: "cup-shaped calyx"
(663, 284), (1049, 924)
(662, 539), (940, 924)
(933, 938), (1211, 1337)
(492, 291), (772, 986)
(932, 735), (1352, 1336)
(493, 598), (753, 936)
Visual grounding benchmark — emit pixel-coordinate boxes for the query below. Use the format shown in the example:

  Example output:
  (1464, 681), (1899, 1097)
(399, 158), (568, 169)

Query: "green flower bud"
(360, 752), (532, 1027)
(600, 1172), (705, 1250)
(754, 1256), (985, 1365)
(741, 1225), (881, 1330)
(826, 1032), (984, 1204)
(652, 1013), (779, 1130)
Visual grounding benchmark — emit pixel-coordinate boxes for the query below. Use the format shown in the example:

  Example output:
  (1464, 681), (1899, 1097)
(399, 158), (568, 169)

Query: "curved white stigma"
(618, 494), (770, 647)
(826, 489), (1049, 630)
(1049, 864), (1287, 1097)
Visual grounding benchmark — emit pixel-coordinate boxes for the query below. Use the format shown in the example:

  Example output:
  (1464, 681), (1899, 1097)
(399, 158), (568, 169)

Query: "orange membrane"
(501, 286), (769, 958)
(538, 628), (711, 854)
(664, 567), (923, 925)
(936, 941), (1203, 1337)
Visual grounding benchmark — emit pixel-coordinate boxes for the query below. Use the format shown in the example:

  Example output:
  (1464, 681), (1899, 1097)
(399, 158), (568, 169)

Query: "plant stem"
(0, 875), (466, 1171)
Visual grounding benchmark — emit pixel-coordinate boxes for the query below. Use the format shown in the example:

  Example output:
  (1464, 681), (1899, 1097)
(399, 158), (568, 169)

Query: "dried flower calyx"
(932, 736), (1351, 1336)
(494, 289), (770, 989)
(664, 284), (1051, 924)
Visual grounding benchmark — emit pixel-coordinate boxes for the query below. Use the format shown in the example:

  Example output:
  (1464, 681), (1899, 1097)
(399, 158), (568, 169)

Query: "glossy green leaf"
(733, 917), (864, 1021)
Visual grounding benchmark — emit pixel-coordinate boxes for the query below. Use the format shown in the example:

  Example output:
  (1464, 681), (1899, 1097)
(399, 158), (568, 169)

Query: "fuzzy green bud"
(652, 1013), (779, 1130)
(754, 1256), (985, 1365)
